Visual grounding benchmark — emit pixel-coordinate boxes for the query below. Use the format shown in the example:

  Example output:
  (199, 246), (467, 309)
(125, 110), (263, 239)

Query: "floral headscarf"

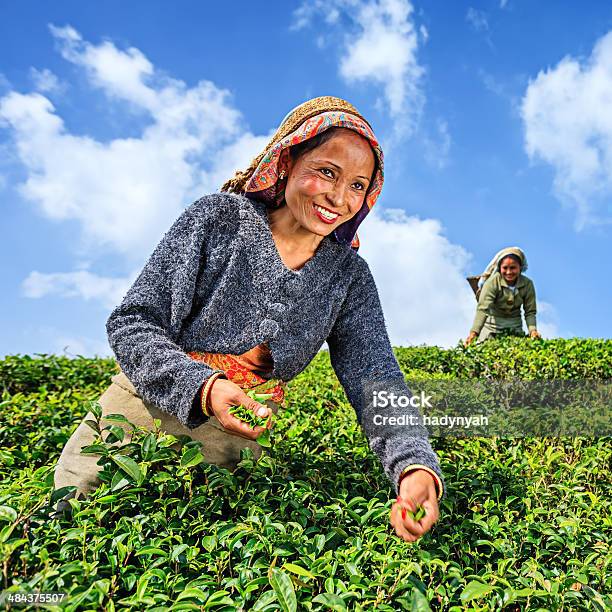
(221, 96), (384, 251)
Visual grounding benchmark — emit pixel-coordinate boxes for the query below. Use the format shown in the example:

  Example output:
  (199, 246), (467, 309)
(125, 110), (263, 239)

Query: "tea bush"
(0, 338), (610, 611)
(395, 337), (612, 380)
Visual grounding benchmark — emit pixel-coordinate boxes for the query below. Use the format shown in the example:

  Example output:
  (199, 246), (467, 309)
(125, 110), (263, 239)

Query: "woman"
(465, 246), (541, 345)
(54, 96), (444, 542)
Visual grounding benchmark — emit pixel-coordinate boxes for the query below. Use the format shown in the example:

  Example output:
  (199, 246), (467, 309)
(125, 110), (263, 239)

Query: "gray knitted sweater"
(106, 192), (445, 496)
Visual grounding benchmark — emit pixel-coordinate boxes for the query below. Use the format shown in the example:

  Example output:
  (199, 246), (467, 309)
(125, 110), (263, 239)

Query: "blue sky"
(1, 0), (611, 357)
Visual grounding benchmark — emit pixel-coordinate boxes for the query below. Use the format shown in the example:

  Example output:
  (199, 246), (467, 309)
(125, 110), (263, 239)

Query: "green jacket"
(470, 272), (537, 334)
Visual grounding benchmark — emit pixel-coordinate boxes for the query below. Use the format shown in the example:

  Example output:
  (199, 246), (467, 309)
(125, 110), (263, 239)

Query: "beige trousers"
(53, 371), (275, 505)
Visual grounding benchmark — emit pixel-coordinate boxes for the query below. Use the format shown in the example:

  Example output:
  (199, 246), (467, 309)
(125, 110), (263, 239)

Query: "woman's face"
(499, 257), (521, 284)
(281, 129), (376, 237)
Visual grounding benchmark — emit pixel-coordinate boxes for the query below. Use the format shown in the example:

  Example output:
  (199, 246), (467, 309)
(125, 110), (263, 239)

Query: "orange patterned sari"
(188, 343), (285, 404)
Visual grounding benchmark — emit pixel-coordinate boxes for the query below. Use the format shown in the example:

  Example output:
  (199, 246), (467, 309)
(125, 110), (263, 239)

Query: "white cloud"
(192, 131), (272, 201)
(291, 1), (341, 30)
(22, 270), (133, 310)
(29, 68), (63, 93)
(479, 69), (505, 97)
(423, 118), (451, 169)
(533, 300), (559, 339)
(8, 324), (113, 358)
(49, 24), (156, 110)
(466, 7), (489, 32)
(358, 208), (475, 347)
(521, 31), (612, 228)
(292, 0), (424, 129)
(53, 333), (113, 357)
(0, 24), (266, 260)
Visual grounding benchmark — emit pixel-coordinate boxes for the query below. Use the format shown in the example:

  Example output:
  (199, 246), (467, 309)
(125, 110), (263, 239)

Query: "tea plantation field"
(0, 337), (610, 611)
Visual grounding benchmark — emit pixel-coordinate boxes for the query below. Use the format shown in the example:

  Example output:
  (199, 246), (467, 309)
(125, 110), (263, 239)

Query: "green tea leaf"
(176, 587), (208, 602)
(460, 580), (495, 602)
(110, 453), (143, 484)
(312, 593), (347, 611)
(83, 419), (101, 434)
(89, 401), (102, 419)
(135, 546), (167, 557)
(407, 505), (427, 521)
(282, 563), (316, 580)
(269, 568), (297, 612)
(180, 446), (205, 468)
(103, 413), (132, 424)
(142, 433), (157, 460)
(0, 506), (17, 522)
(109, 471), (131, 492)
(79, 443), (109, 456)
(410, 588), (432, 612)
(104, 424), (126, 444)
(257, 429), (271, 448)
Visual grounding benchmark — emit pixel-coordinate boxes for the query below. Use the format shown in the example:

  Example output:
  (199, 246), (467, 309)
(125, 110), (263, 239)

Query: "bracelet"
(398, 465), (444, 501)
(200, 372), (225, 417)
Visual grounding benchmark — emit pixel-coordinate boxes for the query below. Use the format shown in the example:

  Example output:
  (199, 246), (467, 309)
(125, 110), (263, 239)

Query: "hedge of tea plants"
(0, 337), (610, 611)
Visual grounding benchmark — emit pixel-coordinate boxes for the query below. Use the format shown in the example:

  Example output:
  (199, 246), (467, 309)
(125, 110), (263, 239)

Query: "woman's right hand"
(207, 378), (272, 440)
(464, 331), (478, 347)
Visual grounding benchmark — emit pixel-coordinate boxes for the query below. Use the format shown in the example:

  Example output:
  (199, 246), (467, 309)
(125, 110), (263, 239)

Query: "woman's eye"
(320, 168), (334, 178)
(352, 182), (365, 191)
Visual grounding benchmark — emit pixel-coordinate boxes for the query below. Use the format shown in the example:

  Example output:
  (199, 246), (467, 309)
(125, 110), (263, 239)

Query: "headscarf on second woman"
(478, 246), (528, 287)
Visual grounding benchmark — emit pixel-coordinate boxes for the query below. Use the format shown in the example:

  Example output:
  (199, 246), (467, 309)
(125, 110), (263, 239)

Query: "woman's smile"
(312, 202), (341, 224)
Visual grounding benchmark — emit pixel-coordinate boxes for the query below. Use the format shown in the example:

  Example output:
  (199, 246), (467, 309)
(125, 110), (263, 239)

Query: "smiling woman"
(267, 128), (376, 270)
(53, 96), (445, 543)
(465, 246), (542, 345)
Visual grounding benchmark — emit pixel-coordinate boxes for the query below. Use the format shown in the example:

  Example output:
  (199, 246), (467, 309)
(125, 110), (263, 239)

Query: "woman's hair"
(498, 253), (522, 271)
(287, 128), (337, 162)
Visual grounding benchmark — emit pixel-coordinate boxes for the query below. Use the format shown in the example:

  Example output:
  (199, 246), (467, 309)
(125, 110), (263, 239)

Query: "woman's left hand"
(529, 329), (541, 339)
(464, 331), (478, 347)
(390, 470), (440, 542)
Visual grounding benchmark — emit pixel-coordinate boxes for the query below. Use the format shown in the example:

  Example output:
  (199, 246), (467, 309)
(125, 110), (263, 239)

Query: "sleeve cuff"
(471, 314), (486, 335)
(398, 464), (444, 501)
